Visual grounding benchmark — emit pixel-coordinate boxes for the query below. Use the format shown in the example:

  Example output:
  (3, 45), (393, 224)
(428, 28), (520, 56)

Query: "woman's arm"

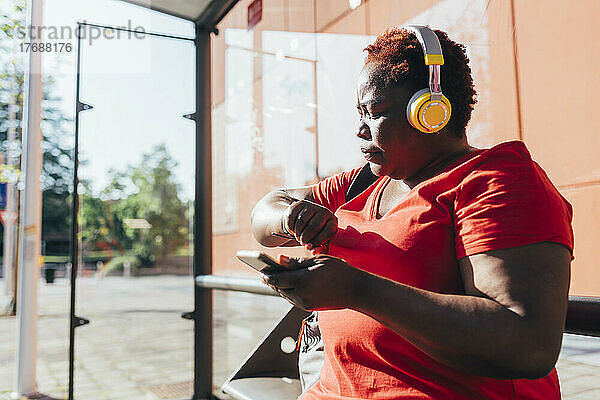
(353, 241), (571, 379)
(250, 187), (311, 247)
(265, 241), (571, 379)
(252, 186), (340, 249)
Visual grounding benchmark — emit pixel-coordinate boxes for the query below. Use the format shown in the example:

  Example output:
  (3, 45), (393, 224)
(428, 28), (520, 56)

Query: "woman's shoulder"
(455, 140), (566, 207)
(436, 141), (539, 192)
(312, 166), (365, 212)
(450, 140), (545, 186)
(316, 166), (364, 189)
(469, 140), (534, 169)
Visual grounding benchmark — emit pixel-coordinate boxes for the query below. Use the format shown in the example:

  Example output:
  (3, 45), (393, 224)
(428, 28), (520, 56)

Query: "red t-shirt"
(301, 141), (574, 400)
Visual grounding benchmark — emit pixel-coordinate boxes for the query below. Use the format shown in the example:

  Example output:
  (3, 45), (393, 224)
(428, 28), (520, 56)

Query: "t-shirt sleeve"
(312, 167), (362, 213)
(454, 157), (574, 260)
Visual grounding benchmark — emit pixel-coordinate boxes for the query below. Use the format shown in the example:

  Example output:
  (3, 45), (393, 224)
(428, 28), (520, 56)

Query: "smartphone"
(236, 250), (287, 273)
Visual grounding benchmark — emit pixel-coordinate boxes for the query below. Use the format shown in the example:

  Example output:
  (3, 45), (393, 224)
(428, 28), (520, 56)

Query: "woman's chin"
(368, 162), (386, 177)
(369, 163), (405, 180)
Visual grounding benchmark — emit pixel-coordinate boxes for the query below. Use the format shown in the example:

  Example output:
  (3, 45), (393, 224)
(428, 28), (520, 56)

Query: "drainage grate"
(148, 380), (193, 399)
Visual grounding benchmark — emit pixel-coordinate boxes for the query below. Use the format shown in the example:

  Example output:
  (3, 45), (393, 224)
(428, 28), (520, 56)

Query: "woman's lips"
(362, 151), (382, 162)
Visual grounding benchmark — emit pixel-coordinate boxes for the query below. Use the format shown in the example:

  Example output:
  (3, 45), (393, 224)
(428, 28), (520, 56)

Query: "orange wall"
(211, 0), (600, 294)
(510, 2), (600, 295)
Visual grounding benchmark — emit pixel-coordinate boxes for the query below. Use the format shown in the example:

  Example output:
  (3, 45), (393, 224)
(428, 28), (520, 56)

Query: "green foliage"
(80, 144), (189, 267)
(0, 1), (74, 255)
(1, 2), (189, 267)
(0, 0), (24, 32)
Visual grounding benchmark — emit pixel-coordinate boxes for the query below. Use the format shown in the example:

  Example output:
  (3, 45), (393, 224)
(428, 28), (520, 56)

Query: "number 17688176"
(20, 42), (72, 52)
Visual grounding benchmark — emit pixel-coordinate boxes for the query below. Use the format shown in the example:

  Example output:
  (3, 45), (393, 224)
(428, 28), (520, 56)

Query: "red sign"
(247, 0), (262, 30)
(0, 210), (17, 226)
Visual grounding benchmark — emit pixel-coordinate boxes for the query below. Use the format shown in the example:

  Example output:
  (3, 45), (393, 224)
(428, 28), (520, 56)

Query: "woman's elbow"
(507, 333), (562, 379)
(517, 344), (561, 380)
(250, 207), (270, 246)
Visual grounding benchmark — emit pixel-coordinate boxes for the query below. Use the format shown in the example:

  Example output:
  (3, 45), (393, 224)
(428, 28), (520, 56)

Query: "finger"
(307, 262), (325, 271)
(293, 208), (317, 242)
(279, 288), (296, 298)
(260, 277), (279, 294)
(299, 214), (329, 246)
(278, 255), (310, 270)
(310, 245), (326, 255)
(278, 254), (299, 268)
(290, 256), (314, 268)
(285, 201), (304, 233)
(263, 268), (307, 289)
(307, 217), (337, 247)
(277, 289), (298, 305)
(278, 254), (291, 265)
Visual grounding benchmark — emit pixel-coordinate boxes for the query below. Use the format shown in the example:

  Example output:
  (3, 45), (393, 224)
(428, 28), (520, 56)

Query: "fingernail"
(279, 255), (290, 263)
(306, 243), (313, 250)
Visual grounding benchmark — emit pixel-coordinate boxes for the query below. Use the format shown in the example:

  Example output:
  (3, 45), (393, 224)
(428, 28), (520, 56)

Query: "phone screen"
(236, 250), (286, 273)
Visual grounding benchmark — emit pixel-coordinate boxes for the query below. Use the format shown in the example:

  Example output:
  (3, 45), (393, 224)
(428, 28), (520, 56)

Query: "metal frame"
(565, 296), (600, 338)
(66, 1), (600, 399)
(118, 0), (240, 25)
(69, 1), (241, 395)
(68, 19), (203, 400)
(68, 24), (89, 400)
(69, 3), (243, 398)
(192, 22), (215, 400)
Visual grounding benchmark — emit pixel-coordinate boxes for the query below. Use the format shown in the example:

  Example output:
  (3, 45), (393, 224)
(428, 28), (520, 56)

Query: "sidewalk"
(1, 276), (599, 399)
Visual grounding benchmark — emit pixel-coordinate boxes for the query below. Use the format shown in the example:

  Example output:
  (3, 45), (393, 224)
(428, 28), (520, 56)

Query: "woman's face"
(356, 63), (428, 179)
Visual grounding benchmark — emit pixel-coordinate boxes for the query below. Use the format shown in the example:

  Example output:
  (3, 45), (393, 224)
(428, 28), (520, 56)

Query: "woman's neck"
(403, 142), (475, 189)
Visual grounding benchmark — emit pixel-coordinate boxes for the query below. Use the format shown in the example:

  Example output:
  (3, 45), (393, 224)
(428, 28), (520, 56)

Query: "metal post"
(68, 24), (82, 400)
(312, 59), (319, 181)
(193, 23), (214, 400)
(14, 0), (43, 396)
(3, 81), (19, 298)
(312, 0), (320, 181)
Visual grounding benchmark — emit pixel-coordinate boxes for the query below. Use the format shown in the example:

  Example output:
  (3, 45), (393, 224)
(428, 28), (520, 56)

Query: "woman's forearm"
(351, 270), (556, 379)
(251, 190), (297, 247)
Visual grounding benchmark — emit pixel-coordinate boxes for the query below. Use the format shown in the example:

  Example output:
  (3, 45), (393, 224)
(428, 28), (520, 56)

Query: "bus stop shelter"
(11, 1), (600, 399)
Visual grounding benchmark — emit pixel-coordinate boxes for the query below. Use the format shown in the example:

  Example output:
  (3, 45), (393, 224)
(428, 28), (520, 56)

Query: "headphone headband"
(407, 25), (444, 65)
(406, 24), (444, 99)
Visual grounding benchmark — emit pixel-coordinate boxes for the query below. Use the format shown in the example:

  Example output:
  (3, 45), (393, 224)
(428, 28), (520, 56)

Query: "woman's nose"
(356, 121), (371, 140)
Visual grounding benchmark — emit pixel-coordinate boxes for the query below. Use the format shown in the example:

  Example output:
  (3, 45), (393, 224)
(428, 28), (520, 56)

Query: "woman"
(251, 26), (573, 400)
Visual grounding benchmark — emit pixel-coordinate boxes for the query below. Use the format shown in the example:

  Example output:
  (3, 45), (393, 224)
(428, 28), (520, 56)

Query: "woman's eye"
(357, 107), (383, 120)
(366, 107), (384, 119)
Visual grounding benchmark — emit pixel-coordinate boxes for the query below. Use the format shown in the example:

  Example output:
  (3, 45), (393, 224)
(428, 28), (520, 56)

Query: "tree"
(80, 144), (188, 268)
(1, 1), (74, 260)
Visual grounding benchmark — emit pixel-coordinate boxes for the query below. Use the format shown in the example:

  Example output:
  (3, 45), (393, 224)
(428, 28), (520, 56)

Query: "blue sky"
(39, 0), (196, 200)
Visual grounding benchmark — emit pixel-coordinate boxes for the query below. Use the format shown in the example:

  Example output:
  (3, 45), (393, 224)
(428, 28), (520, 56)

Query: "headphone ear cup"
(406, 89), (452, 134)
(406, 88), (431, 131)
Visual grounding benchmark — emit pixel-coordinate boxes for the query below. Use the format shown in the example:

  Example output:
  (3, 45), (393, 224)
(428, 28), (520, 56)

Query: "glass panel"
(74, 31), (195, 400)
(212, 291), (291, 392)
(211, 0), (600, 398)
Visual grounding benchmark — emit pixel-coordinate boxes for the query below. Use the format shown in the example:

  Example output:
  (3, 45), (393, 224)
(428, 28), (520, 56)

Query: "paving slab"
(1, 276), (599, 399)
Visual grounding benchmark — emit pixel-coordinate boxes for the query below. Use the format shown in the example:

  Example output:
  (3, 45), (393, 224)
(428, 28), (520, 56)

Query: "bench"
(198, 273), (600, 400)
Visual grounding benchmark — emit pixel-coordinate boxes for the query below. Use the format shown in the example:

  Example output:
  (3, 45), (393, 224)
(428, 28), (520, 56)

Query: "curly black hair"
(364, 27), (477, 138)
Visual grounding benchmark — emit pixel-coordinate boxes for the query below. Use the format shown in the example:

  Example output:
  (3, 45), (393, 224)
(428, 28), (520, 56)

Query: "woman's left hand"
(262, 254), (364, 311)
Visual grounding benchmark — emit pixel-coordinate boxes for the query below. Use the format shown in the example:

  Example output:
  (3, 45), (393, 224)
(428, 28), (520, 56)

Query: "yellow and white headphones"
(405, 25), (452, 134)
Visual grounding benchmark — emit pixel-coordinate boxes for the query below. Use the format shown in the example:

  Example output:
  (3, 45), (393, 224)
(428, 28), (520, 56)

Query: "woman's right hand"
(283, 200), (338, 250)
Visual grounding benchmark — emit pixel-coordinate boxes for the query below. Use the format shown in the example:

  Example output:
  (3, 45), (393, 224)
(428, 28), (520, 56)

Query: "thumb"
(278, 254), (298, 267)
(278, 254), (311, 269)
